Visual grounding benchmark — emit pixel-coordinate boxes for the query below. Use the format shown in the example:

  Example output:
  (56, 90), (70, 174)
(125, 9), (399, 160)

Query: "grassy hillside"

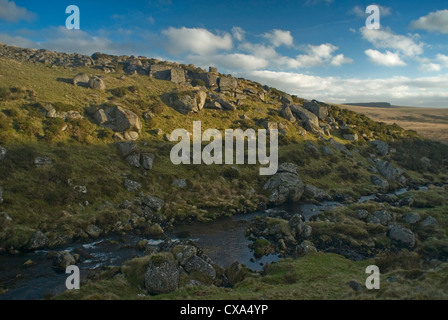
(1, 46), (448, 300)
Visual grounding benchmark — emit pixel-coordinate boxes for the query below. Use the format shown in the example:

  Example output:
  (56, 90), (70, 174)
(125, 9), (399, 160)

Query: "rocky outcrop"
(289, 105), (320, 134)
(150, 65), (186, 84)
(263, 163), (304, 206)
(218, 76), (238, 93)
(280, 105), (296, 122)
(303, 100), (329, 121)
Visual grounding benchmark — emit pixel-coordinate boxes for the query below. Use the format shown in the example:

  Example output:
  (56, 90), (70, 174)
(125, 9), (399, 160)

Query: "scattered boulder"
(303, 184), (331, 201)
(172, 179), (188, 189)
(0, 186), (3, 204)
(387, 224), (415, 248)
(303, 100), (329, 120)
(141, 153), (155, 170)
(403, 212), (421, 224)
(289, 104), (320, 133)
(123, 179), (142, 192)
(218, 76), (238, 92)
(53, 251), (76, 272)
(370, 140), (388, 156)
(94, 105), (142, 134)
(145, 253), (179, 295)
(88, 76), (106, 90)
(142, 196), (165, 212)
(117, 141), (138, 157)
(371, 175), (389, 190)
(86, 224), (102, 239)
(357, 209), (369, 220)
(295, 240), (317, 256)
(172, 245), (197, 266)
(73, 73), (90, 87)
(421, 216), (438, 228)
(184, 256), (216, 280)
(375, 160), (403, 180)
(280, 105), (296, 122)
(370, 210), (392, 226)
(169, 90), (207, 114)
(329, 139), (353, 158)
(28, 231), (50, 250)
(263, 163), (305, 206)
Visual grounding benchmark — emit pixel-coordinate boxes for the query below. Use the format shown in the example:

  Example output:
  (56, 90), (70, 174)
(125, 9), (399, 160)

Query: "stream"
(0, 185), (428, 300)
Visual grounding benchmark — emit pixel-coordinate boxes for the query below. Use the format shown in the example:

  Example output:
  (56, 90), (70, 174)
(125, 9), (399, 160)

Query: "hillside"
(0, 43), (448, 300)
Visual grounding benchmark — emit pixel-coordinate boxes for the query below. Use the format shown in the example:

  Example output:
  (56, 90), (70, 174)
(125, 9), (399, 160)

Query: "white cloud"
(232, 27), (245, 42)
(263, 29), (293, 47)
(295, 44), (352, 68)
(365, 49), (406, 67)
(437, 54), (448, 67)
(331, 54), (353, 66)
(419, 63), (441, 72)
(244, 70), (448, 107)
(0, 33), (37, 48)
(361, 27), (424, 57)
(0, 0), (35, 22)
(411, 10), (448, 34)
(162, 27), (233, 55)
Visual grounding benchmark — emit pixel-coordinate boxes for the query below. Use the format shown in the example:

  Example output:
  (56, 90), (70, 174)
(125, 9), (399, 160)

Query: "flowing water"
(0, 185), (429, 300)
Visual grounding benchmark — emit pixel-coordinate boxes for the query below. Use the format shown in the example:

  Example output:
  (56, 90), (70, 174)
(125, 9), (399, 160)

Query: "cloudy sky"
(1, 0), (448, 107)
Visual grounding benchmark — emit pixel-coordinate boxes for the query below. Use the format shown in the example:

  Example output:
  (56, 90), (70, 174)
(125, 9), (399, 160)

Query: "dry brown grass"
(341, 105), (448, 144)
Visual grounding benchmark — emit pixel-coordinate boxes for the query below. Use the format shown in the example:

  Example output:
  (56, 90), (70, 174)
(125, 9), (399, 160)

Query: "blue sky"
(1, 0), (448, 107)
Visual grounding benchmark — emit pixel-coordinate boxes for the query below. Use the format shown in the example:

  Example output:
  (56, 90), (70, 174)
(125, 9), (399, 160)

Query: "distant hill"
(344, 102), (392, 108)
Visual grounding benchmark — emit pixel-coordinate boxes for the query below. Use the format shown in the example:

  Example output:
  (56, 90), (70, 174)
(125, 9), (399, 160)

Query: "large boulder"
(280, 105), (296, 122)
(73, 73), (90, 87)
(88, 76), (106, 90)
(289, 105), (320, 133)
(94, 105), (142, 133)
(403, 212), (421, 224)
(218, 76), (238, 92)
(145, 254), (179, 295)
(184, 256), (216, 280)
(371, 175), (389, 190)
(303, 184), (331, 201)
(375, 159), (403, 180)
(263, 163), (305, 206)
(387, 224), (415, 248)
(142, 196), (165, 212)
(170, 90), (207, 114)
(27, 231), (50, 250)
(53, 251), (76, 272)
(303, 100), (329, 120)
